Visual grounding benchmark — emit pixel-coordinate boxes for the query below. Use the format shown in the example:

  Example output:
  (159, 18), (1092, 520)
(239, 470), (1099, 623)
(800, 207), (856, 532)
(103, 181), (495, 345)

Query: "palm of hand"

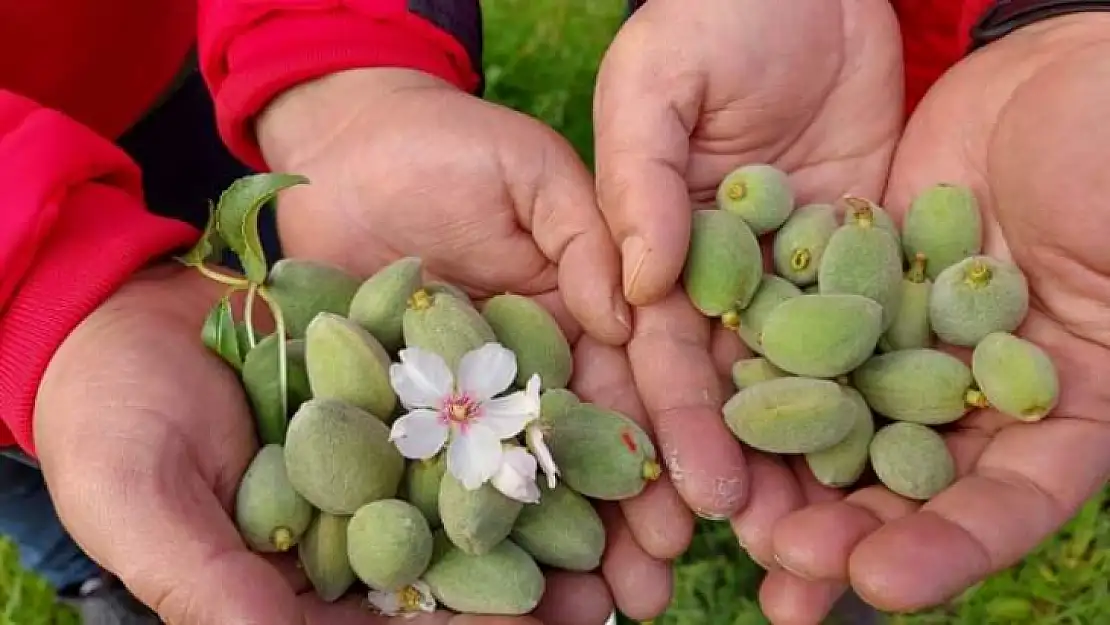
(264, 70), (626, 345)
(32, 269), (615, 625)
(589, 0), (903, 531)
(757, 15), (1110, 622)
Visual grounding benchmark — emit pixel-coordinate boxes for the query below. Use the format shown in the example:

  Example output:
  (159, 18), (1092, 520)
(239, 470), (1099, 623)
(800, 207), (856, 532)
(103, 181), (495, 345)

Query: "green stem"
(257, 286), (289, 423)
(244, 283), (259, 349)
(195, 264), (251, 289)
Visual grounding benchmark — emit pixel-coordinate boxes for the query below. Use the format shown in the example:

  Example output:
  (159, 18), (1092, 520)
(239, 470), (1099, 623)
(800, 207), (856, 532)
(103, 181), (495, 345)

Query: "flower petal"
(391, 348), (453, 409)
(389, 409), (449, 459)
(446, 423), (504, 489)
(411, 581), (437, 612)
(526, 423), (560, 489)
(456, 343), (516, 401)
(491, 447), (541, 504)
(479, 391), (536, 439)
(367, 589), (403, 616)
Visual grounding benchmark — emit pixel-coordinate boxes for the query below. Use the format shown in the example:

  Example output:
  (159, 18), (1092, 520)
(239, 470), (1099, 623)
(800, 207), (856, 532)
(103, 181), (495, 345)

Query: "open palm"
(591, 0), (903, 533)
(33, 268), (617, 625)
(755, 14), (1110, 622)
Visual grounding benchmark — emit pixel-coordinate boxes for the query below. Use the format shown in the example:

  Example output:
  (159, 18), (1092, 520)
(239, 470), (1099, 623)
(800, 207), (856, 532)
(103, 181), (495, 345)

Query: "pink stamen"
(440, 393), (481, 433)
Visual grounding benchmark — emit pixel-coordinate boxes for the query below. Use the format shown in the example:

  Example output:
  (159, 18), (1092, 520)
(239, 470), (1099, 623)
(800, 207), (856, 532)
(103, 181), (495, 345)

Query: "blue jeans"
(0, 64), (275, 591)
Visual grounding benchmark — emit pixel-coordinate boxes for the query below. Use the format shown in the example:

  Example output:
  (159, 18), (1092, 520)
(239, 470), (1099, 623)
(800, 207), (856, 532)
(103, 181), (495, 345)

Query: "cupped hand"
(253, 67), (688, 616)
(33, 266), (616, 625)
(756, 14), (1110, 623)
(255, 67), (629, 347)
(591, 0), (903, 522)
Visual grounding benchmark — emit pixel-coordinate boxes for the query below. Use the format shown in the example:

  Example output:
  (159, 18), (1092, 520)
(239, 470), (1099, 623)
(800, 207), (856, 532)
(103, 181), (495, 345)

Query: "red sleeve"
(0, 92), (198, 457)
(893, 0), (997, 115)
(198, 0), (481, 171)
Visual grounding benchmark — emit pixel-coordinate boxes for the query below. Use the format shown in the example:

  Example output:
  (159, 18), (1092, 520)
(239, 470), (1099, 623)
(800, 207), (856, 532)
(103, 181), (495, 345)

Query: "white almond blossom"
(388, 343), (541, 490)
(367, 581), (436, 618)
(491, 446), (541, 503)
(525, 420), (560, 490)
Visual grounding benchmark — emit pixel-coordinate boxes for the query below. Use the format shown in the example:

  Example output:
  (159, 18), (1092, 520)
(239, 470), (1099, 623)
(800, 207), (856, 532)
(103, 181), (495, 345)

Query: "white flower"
(388, 343), (540, 490)
(518, 374), (560, 489)
(491, 446), (541, 503)
(367, 581), (436, 618)
(526, 420), (560, 490)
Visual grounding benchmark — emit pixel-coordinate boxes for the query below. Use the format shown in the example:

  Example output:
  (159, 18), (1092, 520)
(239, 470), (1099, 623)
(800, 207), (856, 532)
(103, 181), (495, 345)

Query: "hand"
(592, 0), (903, 523)
(755, 14), (1110, 623)
(33, 266), (616, 624)
(256, 68), (681, 618)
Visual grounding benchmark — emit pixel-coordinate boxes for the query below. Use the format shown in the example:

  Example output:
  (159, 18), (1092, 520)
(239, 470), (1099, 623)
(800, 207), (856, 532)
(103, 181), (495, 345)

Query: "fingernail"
(621, 236), (647, 299)
(773, 552), (814, 581)
(737, 536), (773, 570)
(612, 292), (632, 333)
(694, 509), (729, 522)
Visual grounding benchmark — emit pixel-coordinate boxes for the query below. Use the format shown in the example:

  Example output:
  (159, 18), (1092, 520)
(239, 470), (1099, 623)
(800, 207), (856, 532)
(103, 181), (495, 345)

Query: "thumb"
(39, 413), (309, 624)
(593, 19), (703, 306)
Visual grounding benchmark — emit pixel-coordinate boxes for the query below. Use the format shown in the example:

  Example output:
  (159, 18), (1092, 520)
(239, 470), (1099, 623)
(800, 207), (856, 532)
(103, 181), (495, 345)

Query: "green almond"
(682, 209), (763, 317)
(347, 499), (434, 592)
(760, 294), (883, 378)
(304, 313), (396, 423)
(735, 274), (802, 354)
(929, 256), (1029, 347)
(547, 402), (659, 501)
(234, 444), (314, 553)
(423, 539), (544, 616)
(482, 294), (573, 390)
(772, 203), (838, 286)
(870, 422), (955, 500)
(265, 259), (361, 339)
(283, 398), (404, 515)
(511, 483), (605, 572)
(402, 289), (497, 369)
(299, 512), (355, 602)
(439, 473), (523, 556)
(804, 388), (875, 487)
(971, 332), (1059, 422)
(902, 183), (982, 280)
(722, 377), (856, 454)
(851, 349), (975, 425)
(715, 163), (795, 235)
(348, 257), (424, 353)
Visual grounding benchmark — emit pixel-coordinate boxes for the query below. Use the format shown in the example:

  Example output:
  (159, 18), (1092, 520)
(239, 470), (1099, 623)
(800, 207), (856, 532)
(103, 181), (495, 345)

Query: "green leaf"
(215, 173), (309, 284)
(177, 201), (227, 267)
(201, 296), (244, 371)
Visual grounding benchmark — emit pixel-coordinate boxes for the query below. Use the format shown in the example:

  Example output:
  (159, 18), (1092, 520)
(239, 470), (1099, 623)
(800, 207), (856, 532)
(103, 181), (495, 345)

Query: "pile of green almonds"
(215, 257), (661, 616)
(682, 165), (1060, 500)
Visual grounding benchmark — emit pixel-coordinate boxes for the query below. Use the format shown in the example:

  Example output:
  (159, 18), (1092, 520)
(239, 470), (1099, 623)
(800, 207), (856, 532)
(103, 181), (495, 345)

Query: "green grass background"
(1, 0), (1106, 623)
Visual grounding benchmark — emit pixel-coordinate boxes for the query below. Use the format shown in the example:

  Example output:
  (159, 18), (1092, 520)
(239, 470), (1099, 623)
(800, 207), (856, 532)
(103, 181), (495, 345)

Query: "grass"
(1, 1), (1106, 623)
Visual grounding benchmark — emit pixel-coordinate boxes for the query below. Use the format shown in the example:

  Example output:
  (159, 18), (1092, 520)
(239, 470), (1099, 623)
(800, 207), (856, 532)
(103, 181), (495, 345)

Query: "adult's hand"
(759, 13), (1110, 623)
(33, 266), (615, 625)
(255, 67), (680, 618)
(592, 0), (903, 523)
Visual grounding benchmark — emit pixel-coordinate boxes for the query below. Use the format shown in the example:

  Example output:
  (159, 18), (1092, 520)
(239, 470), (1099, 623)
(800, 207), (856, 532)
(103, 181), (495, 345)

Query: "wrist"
(256, 68), (459, 173)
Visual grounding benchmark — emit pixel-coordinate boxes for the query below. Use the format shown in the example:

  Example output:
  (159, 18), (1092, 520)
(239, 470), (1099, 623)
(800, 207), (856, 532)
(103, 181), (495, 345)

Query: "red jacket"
(0, 0), (993, 456)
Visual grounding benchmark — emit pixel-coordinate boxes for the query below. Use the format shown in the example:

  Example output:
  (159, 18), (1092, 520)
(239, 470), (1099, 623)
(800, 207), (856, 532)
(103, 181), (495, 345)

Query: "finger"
(532, 571), (613, 625)
(628, 290), (748, 518)
(571, 335), (694, 559)
(593, 24), (702, 306)
(529, 126), (631, 345)
(598, 503), (673, 620)
(41, 437), (304, 624)
(729, 452), (804, 570)
(788, 456), (844, 507)
(846, 311), (1110, 610)
(759, 569), (846, 625)
(851, 417), (1110, 611)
